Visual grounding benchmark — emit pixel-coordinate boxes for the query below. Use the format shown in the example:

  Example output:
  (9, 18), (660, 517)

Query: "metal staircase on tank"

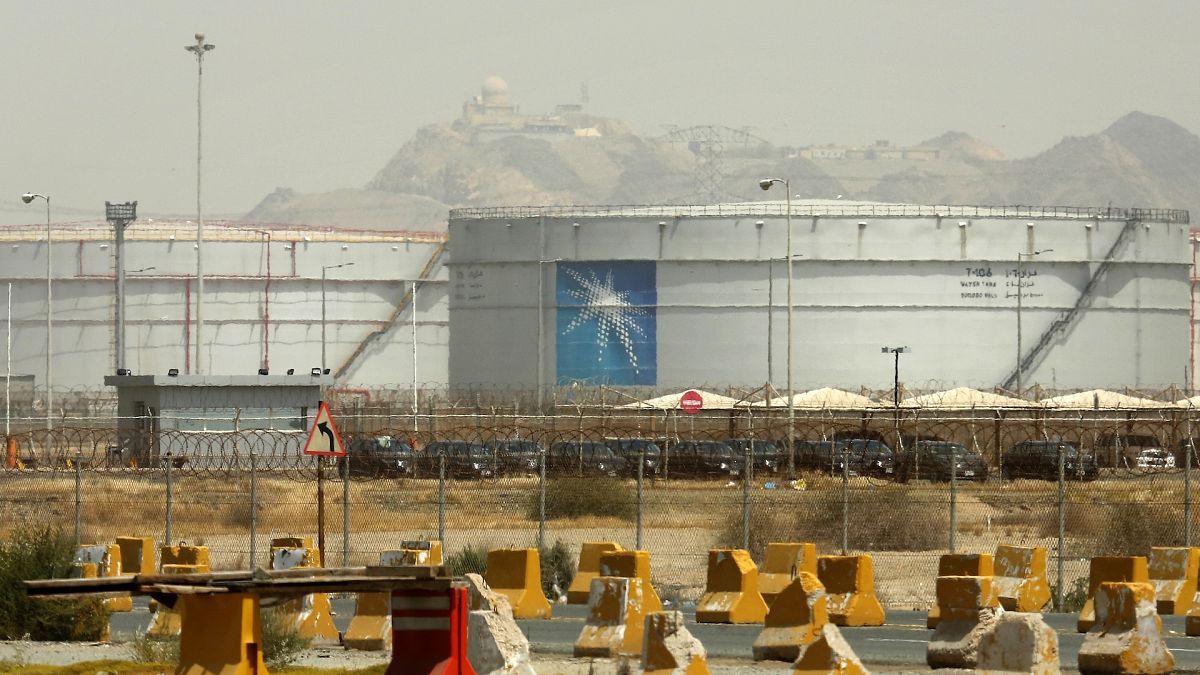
(335, 241), (446, 379)
(1000, 217), (1140, 392)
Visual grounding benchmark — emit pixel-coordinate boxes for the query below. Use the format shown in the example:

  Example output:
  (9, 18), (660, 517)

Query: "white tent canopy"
(756, 387), (879, 409)
(900, 387), (1032, 409)
(617, 389), (742, 411)
(1041, 389), (1173, 409)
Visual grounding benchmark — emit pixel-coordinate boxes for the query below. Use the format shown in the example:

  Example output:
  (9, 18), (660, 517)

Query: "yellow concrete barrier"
(568, 541), (623, 604)
(752, 572), (827, 662)
(177, 592), (268, 675)
(696, 549), (768, 624)
(642, 610), (710, 675)
(147, 551), (209, 638)
(344, 541), (445, 651)
(269, 536), (340, 644)
(926, 575), (1002, 670)
(816, 555), (885, 627)
(1149, 546), (1199, 616)
(599, 549), (662, 613)
(993, 544), (1051, 613)
(1077, 581), (1173, 674)
(115, 536), (156, 575)
(1077, 556), (1149, 633)
(574, 576), (653, 657)
(926, 553), (993, 628)
(486, 548), (553, 619)
(74, 544), (129, 614)
(759, 542), (818, 607)
(792, 624), (868, 675)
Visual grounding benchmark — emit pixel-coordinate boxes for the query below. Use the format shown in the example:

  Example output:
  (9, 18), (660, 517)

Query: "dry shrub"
(1048, 487), (1186, 557)
(531, 476), (636, 522)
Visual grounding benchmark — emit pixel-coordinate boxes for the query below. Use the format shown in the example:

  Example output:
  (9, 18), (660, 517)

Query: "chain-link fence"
(2, 408), (1197, 611)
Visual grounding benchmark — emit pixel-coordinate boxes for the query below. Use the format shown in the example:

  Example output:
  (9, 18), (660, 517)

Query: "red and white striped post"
(387, 584), (475, 675)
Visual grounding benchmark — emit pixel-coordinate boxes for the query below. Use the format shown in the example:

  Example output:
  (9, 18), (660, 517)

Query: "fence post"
(1056, 443), (1065, 612)
(249, 445), (257, 568)
(538, 444), (546, 551)
(165, 451), (174, 548)
(438, 450), (446, 546)
(1187, 413), (1193, 547)
(73, 451), (82, 547)
(949, 445), (957, 553)
(742, 443), (752, 552)
(841, 445), (849, 555)
(342, 454), (350, 567)
(636, 445), (644, 550)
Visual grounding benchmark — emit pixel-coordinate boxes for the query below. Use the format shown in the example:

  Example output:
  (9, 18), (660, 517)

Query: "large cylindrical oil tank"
(446, 202), (1191, 393)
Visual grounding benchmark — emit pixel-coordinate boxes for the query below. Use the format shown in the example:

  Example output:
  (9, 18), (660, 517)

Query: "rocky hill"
(246, 111), (1200, 229)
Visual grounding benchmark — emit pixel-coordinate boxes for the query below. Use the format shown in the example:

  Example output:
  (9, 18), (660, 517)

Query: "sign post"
(679, 389), (704, 415)
(303, 402), (346, 566)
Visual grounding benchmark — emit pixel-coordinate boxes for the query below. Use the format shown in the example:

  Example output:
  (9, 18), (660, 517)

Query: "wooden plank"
(140, 584), (228, 595)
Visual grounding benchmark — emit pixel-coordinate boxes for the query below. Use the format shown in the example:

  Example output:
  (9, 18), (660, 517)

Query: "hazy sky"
(4, 1), (1199, 224)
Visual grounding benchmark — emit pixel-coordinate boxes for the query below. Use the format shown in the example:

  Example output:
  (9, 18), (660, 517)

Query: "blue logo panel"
(555, 261), (657, 386)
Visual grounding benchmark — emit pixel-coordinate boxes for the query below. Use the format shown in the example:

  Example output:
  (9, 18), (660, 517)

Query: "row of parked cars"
(342, 434), (1114, 482)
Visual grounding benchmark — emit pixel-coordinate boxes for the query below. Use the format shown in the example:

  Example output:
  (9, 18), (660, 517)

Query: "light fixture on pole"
(759, 177), (795, 477)
(1015, 248), (1052, 394)
(881, 346), (911, 408)
(105, 201), (137, 374)
(21, 193), (52, 430)
(321, 262), (354, 374)
(536, 258), (562, 413)
(185, 32), (214, 374)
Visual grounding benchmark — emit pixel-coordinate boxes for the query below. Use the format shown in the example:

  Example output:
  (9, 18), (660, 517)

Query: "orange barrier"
(758, 542), (818, 607)
(574, 576), (653, 657)
(1077, 581), (1173, 674)
(926, 553), (993, 628)
(485, 548), (552, 619)
(642, 611), (710, 675)
(389, 585), (476, 675)
(177, 592), (268, 675)
(567, 541), (623, 604)
(752, 572), (826, 662)
(1149, 546), (1200, 616)
(926, 575), (1002, 670)
(599, 550), (662, 613)
(74, 544), (129, 614)
(5, 437), (16, 469)
(1077, 556), (1149, 632)
(269, 536), (340, 644)
(817, 555), (885, 627)
(992, 544), (1051, 613)
(695, 549), (768, 624)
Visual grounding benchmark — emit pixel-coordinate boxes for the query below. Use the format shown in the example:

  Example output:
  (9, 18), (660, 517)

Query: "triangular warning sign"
(303, 401), (346, 456)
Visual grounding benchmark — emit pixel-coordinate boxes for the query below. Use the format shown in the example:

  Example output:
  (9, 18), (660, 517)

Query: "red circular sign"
(679, 389), (703, 415)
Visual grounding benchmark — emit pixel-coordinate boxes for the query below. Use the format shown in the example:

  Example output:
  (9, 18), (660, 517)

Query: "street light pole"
(536, 258), (562, 413)
(321, 262), (355, 373)
(106, 202), (137, 373)
(759, 178), (794, 477)
(185, 33), (214, 375)
(21, 193), (51, 430)
(1015, 248), (1052, 395)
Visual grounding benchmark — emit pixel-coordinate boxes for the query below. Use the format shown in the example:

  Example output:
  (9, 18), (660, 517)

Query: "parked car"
(842, 439), (896, 478)
(898, 441), (988, 482)
(422, 440), (497, 479)
(487, 439), (543, 476)
(548, 441), (626, 476)
(794, 440), (852, 474)
(1003, 440), (1097, 481)
(1134, 448), (1176, 470)
(343, 435), (414, 477)
(668, 440), (743, 478)
(724, 439), (783, 474)
(604, 438), (662, 476)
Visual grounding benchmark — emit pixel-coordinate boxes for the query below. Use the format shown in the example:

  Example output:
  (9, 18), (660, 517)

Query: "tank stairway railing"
(335, 241), (446, 379)
(1000, 218), (1140, 392)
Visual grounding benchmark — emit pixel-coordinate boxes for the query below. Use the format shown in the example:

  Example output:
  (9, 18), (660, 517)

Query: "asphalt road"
(109, 598), (1200, 671)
